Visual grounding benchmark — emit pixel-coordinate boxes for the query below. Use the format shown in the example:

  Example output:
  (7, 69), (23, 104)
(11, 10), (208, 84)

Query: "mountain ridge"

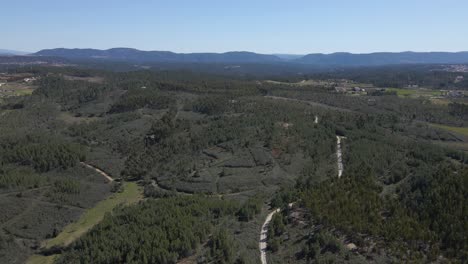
(33, 48), (468, 65)
(34, 48), (282, 63)
(296, 51), (468, 66)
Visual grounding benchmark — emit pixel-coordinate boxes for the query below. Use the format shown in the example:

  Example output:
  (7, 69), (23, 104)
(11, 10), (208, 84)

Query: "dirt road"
(336, 136), (344, 178)
(80, 162), (114, 182)
(259, 208), (280, 264)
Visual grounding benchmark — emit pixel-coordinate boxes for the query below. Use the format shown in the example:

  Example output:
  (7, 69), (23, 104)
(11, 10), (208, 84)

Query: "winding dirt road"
(80, 162), (114, 182)
(336, 136), (344, 178)
(259, 208), (280, 264)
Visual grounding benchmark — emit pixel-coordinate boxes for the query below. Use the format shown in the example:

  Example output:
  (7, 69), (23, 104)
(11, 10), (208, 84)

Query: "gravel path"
(259, 208), (280, 264)
(336, 136), (344, 178)
(80, 162), (114, 182)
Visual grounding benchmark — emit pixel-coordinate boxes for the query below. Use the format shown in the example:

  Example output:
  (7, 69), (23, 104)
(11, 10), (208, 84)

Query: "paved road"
(80, 162), (114, 182)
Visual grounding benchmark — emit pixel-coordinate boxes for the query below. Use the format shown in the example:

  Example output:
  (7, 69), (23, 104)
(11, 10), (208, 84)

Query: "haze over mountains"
(34, 48), (282, 64)
(296, 52), (468, 66)
(0, 49), (29, 56)
(7, 47), (468, 66)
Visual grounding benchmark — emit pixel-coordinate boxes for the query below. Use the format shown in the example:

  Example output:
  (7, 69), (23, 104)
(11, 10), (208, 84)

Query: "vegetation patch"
(430, 123), (468, 136)
(43, 182), (142, 249)
(387, 88), (441, 98)
(26, 254), (57, 264)
(56, 196), (240, 264)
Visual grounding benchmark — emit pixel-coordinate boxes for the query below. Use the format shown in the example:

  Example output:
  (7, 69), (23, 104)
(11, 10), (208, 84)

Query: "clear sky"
(3, 0), (468, 54)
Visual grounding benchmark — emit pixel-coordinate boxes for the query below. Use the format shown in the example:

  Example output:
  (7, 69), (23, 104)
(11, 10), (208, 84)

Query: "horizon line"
(12, 47), (468, 56)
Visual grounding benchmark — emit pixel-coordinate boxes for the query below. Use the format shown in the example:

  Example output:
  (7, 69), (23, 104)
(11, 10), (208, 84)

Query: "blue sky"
(3, 0), (468, 53)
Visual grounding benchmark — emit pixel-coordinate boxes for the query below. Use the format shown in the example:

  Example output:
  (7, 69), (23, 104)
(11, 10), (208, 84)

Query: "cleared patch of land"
(57, 112), (101, 124)
(430, 98), (452, 105)
(430, 123), (468, 137)
(26, 255), (56, 264)
(430, 98), (468, 106)
(387, 88), (442, 98)
(63, 75), (105, 83)
(264, 79), (334, 86)
(27, 182), (142, 264)
(265, 79), (375, 89)
(42, 182), (142, 248)
(0, 82), (35, 98)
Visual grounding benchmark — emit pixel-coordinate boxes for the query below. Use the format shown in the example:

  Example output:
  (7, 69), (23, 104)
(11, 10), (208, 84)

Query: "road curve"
(80, 162), (114, 182)
(259, 208), (280, 264)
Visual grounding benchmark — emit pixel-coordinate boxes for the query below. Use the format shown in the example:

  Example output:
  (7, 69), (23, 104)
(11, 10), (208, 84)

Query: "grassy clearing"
(264, 79), (334, 87)
(433, 141), (468, 152)
(57, 112), (100, 124)
(63, 75), (105, 83)
(43, 182), (142, 248)
(27, 182), (142, 264)
(26, 255), (57, 264)
(430, 98), (451, 105)
(13, 88), (34, 96)
(0, 83), (35, 97)
(430, 123), (468, 137)
(387, 88), (441, 98)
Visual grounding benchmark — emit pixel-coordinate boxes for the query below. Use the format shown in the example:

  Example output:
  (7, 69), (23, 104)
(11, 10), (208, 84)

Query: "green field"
(27, 182), (142, 264)
(26, 255), (57, 264)
(13, 88), (34, 96)
(0, 83), (35, 97)
(430, 123), (468, 136)
(387, 88), (441, 98)
(43, 182), (142, 248)
(430, 98), (451, 105)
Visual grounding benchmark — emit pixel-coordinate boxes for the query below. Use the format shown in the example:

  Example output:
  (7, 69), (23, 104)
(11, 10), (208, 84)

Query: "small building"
(353, 87), (361, 92)
(24, 77), (36, 83)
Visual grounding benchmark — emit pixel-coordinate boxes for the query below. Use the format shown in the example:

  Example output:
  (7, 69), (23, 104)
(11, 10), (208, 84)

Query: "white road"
(80, 162), (114, 182)
(336, 136), (344, 178)
(259, 208), (280, 264)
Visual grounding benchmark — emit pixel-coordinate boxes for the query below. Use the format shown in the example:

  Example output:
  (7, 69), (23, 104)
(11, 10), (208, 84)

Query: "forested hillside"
(0, 65), (466, 264)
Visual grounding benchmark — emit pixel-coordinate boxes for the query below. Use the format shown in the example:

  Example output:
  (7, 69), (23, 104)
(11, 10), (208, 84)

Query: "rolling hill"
(295, 51), (468, 66)
(33, 48), (468, 66)
(34, 48), (282, 63)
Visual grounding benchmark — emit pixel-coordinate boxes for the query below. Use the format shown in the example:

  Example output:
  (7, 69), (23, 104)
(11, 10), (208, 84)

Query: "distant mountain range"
(0, 49), (29, 56)
(28, 48), (468, 66)
(295, 52), (468, 66)
(34, 48), (281, 63)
